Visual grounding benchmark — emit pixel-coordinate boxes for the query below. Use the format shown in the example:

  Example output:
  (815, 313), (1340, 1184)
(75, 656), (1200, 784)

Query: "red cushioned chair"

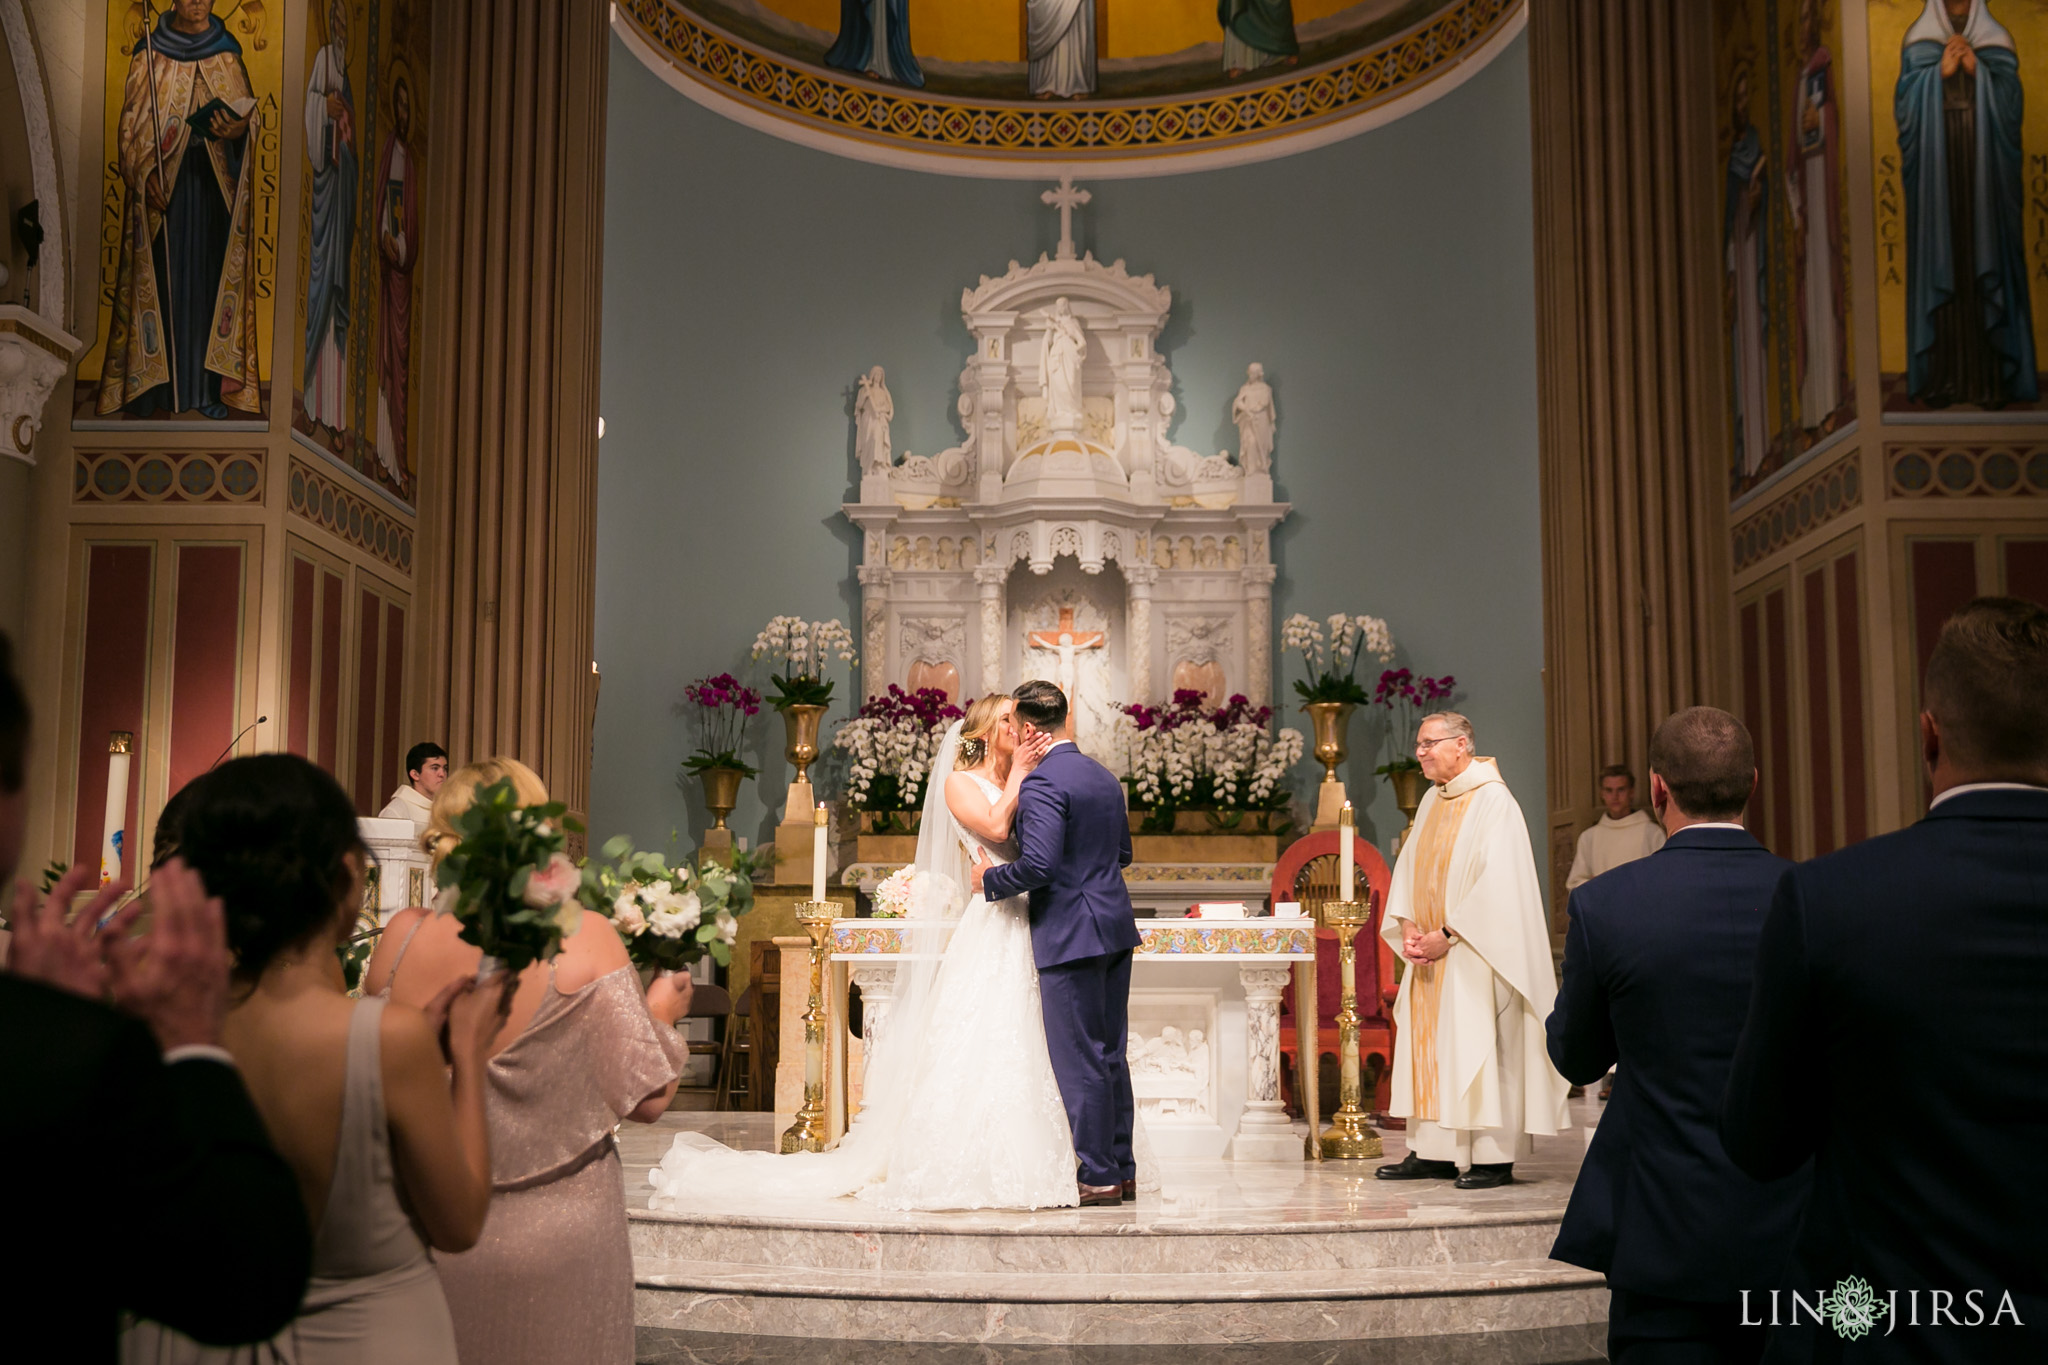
(1272, 828), (1399, 1123)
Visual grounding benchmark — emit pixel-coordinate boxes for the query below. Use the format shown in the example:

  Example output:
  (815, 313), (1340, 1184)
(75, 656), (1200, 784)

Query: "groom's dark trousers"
(983, 741), (1143, 1187)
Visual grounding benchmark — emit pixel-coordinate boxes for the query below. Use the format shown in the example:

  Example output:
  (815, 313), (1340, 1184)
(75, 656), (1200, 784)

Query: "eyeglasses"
(1415, 736), (1465, 754)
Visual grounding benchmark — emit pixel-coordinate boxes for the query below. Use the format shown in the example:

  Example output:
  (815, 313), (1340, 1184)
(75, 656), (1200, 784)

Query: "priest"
(1375, 712), (1571, 1189)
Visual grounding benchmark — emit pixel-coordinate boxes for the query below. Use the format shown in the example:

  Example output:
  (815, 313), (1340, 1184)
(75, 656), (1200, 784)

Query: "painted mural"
(1714, 0), (1856, 503)
(1869, 0), (2046, 416)
(685, 0), (1452, 99)
(292, 0), (428, 508)
(77, 0), (284, 426)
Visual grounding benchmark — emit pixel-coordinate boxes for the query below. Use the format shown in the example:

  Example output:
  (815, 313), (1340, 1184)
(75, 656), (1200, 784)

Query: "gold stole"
(1404, 786), (1473, 1122)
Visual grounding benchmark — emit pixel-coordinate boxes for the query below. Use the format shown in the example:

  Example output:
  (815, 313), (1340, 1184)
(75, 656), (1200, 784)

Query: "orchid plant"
(833, 685), (965, 815)
(1282, 613), (1397, 705)
(681, 673), (761, 776)
(751, 615), (858, 710)
(1117, 691), (1305, 829)
(1373, 668), (1459, 776)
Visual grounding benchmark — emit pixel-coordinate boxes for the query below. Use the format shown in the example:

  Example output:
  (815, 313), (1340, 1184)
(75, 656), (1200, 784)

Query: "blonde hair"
(955, 695), (1008, 770)
(424, 756), (549, 865)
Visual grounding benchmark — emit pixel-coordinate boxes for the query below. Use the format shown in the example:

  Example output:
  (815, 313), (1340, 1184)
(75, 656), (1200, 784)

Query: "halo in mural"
(613, 0), (1525, 177)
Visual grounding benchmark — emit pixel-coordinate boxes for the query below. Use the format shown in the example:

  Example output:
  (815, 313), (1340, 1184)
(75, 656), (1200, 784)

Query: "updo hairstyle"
(424, 756), (550, 865)
(172, 754), (367, 982)
(954, 695), (1008, 769)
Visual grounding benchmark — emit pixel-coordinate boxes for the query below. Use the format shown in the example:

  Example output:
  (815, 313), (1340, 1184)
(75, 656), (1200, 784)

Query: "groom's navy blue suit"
(982, 740), (1143, 1187)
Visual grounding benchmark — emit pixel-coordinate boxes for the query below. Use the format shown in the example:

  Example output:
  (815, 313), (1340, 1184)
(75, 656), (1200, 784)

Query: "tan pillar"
(1529, 0), (1736, 931)
(413, 0), (609, 824)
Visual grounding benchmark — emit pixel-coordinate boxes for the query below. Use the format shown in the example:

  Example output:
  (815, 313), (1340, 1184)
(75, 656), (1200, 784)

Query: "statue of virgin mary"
(1042, 298), (1087, 436)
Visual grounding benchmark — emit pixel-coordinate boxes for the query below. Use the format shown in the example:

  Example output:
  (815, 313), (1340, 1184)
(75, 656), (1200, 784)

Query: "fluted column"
(975, 561), (1007, 695)
(1125, 562), (1156, 700)
(414, 0), (609, 821)
(1530, 0), (1733, 927)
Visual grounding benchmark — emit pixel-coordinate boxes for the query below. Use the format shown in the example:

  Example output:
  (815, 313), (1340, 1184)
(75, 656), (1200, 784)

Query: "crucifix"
(1041, 176), (1091, 263)
(1027, 604), (1106, 743)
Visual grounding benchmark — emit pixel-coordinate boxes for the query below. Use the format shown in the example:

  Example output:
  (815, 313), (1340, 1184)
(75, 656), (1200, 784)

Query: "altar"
(824, 918), (1315, 1163)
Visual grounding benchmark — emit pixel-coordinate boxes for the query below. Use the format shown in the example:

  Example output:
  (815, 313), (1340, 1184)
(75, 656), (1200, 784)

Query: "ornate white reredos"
(843, 181), (1290, 750)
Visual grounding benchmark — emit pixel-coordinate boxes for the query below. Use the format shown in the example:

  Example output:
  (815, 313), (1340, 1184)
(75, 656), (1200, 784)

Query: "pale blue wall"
(595, 33), (1545, 876)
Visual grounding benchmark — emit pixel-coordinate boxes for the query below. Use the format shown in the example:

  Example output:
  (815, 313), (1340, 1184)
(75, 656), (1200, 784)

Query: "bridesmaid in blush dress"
(362, 757), (689, 1365)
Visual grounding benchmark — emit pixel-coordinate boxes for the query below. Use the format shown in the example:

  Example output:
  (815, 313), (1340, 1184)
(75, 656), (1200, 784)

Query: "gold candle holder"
(1319, 897), (1385, 1161)
(779, 898), (840, 1154)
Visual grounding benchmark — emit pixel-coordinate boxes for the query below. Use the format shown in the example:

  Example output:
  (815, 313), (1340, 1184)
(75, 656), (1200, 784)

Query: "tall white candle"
(101, 731), (133, 885)
(1338, 800), (1355, 904)
(811, 802), (829, 903)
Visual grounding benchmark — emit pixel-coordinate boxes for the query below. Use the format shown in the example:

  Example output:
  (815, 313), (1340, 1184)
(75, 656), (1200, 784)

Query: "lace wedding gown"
(647, 730), (1155, 1212)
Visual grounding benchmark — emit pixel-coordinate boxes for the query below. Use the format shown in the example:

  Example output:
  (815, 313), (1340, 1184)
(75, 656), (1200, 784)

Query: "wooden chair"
(716, 985), (758, 1112)
(747, 938), (782, 1112)
(671, 981), (732, 1108)
(1271, 828), (1398, 1122)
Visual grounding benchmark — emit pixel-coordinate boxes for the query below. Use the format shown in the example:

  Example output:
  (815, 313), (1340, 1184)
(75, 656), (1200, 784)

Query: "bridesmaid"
(362, 757), (689, 1365)
(125, 754), (504, 1364)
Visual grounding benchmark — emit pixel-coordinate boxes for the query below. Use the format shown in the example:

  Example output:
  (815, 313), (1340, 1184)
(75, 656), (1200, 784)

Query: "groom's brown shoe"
(1079, 1183), (1123, 1207)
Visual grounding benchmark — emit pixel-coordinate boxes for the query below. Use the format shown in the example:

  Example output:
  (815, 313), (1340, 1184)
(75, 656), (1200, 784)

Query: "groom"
(970, 680), (1142, 1206)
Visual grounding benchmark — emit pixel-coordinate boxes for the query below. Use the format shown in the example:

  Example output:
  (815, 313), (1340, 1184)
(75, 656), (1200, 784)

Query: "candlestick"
(101, 732), (133, 885)
(1338, 800), (1355, 904)
(811, 802), (828, 903)
(780, 898), (839, 1154)
(1319, 895), (1384, 1161)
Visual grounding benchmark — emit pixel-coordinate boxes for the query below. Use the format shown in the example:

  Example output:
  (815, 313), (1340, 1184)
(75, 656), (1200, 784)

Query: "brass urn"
(1303, 701), (1357, 784)
(780, 703), (829, 786)
(699, 766), (743, 831)
(1389, 765), (1428, 844)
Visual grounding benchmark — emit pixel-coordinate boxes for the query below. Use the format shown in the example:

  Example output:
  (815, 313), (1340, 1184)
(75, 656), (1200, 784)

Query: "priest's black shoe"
(1454, 1163), (1514, 1189)
(1375, 1153), (1458, 1181)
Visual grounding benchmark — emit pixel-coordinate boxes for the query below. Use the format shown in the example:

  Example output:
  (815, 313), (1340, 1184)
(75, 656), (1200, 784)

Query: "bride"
(648, 695), (1150, 1211)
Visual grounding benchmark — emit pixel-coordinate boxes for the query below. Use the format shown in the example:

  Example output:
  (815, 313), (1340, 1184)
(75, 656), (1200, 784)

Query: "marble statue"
(1027, 0), (1096, 98)
(856, 366), (895, 474)
(1231, 363), (1275, 474)
(1042, 299), (1087, 435)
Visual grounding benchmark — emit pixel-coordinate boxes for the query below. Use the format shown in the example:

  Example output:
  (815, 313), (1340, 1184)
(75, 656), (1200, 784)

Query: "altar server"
(1565, 765), (1664, 892)
(1375, 712), (1571, 1189)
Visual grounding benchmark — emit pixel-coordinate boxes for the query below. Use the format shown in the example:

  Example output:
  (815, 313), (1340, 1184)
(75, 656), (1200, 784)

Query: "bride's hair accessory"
(955, 694), (1008, 768)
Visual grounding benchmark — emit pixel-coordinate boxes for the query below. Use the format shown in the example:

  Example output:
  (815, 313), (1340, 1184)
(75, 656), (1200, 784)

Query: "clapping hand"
(7, 864), (131, 1000)
(101, 859), (230, 1052)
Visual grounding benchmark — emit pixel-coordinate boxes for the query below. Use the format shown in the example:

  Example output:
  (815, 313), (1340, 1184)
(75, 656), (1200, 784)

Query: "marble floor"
(623, 1099), (1612, 1362)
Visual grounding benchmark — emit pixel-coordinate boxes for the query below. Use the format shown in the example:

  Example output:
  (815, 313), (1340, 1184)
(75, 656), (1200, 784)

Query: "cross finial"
(1042, 175), (1091, 262)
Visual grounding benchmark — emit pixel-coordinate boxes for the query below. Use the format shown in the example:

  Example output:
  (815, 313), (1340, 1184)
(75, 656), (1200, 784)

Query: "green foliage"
(1293, 675), (1371, 706)
(434, 778), (585, 974)
(767, 672), (836, 710)
(681, 748), (758, 776)
(580, 835), (757, 973)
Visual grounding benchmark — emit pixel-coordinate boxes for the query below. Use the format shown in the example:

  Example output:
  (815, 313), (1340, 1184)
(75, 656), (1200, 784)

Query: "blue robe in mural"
(825, 0), (923, 89)
(1896, 34), (2037, 404)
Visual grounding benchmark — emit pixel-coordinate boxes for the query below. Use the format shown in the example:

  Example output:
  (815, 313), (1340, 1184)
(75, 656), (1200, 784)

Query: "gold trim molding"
(288, 458), (415, 575)
(616, 0), (1523, 174)
(1733, 456), (1863, 573)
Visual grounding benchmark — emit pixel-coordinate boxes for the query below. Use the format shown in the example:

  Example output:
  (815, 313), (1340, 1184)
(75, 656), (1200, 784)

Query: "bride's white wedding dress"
(647, 726), (1155, 1212)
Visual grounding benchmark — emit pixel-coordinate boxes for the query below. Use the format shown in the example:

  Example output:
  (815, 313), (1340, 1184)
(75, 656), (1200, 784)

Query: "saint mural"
(374, 73), (419, 485)
(1894, 0), (2037, 408)
(1723, 56), (1770, 480)
(96, 0), (264, 419)
(303, 0), (356, 439)
(824, 0), (922, 87)
(1787, 0), (1845, 432)
(1028, 0), (1095, 99)
(1219, 0), (1298, 78)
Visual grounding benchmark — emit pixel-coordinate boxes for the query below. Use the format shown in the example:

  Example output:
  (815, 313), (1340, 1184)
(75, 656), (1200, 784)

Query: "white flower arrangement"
(752, 615), (858, 709)
(872, 866), (917, 917)
(1118, 693), (1305, 820)
(583, 839), (754, 972)
(871, 865), (960, 919)
(1282, 611), (1397, 704)
(833, 686), (965, 813)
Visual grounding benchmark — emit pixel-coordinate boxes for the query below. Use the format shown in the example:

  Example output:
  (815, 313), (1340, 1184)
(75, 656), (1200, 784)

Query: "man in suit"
(972, 679), (1142, 1206)
(1548, 706), (1810, 1363)
(1723, 597), (2048, 1361)
(0, 632), (311, 1358)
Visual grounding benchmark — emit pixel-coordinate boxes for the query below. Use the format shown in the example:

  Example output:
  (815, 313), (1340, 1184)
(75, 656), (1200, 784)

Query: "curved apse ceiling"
(612, 0), (1526, 178)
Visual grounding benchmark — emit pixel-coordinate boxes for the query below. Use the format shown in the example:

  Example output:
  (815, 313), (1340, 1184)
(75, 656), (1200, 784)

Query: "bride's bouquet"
(870, 865), (958, 919)
(582, 837), (755, 972)
(435, 778), (585, 974)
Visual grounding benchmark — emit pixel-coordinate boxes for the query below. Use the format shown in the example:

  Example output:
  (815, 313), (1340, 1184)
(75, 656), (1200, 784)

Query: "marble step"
(629, 1207), (1569, 1276)
(633, 1256), (1607, 1344)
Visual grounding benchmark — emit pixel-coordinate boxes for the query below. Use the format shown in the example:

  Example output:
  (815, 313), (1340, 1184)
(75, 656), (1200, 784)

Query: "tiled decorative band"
(288, 458), (414, 573)
(1887, 443), (2048, 501)
(75, 449), (264, 505)
(1732, 456), (1862, 571)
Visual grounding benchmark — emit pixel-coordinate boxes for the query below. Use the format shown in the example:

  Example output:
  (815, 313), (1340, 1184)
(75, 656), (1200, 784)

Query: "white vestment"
(1564, 809), (1665, 891)
(1382, 758), (1571, 1166)
(1028, 0), (1096, 97)
(377, 784), (433, 839)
